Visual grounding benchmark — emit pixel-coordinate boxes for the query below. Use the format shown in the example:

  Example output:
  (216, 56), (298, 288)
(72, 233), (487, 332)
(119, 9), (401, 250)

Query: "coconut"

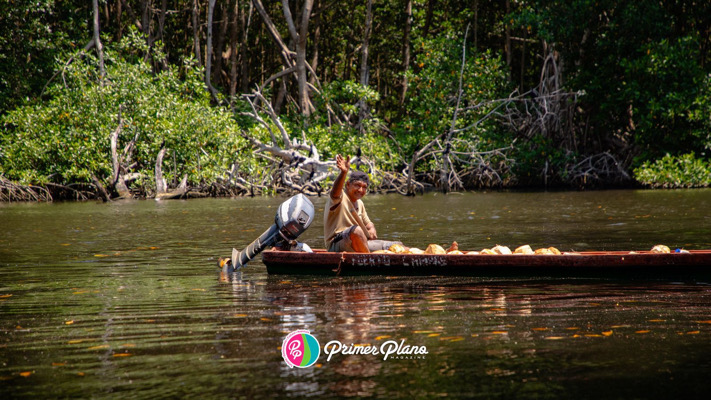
(446, 241), (459, 252)
(447, 250), (464, 255)
(425, 244), (446, 255)
(534, 248), (553, 255)
(465, 251), (480, 255)
(651, 244), (670, 253)
(480, 249), (497, 255)
(547, 247), (562, 255)
(388, 243), (408, 254)
(408, 247), (424, 254)
(492, 245), (512, 255)
(514, 245), (534, 254)
(372, 250), (394, 254)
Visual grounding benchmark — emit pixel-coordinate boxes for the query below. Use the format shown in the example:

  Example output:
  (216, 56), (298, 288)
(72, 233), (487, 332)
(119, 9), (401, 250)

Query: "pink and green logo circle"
(282, 330), (320, 368)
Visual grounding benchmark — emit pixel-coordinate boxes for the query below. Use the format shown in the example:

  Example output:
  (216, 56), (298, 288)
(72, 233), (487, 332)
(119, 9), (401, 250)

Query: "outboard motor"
(228, 194), (315, 272)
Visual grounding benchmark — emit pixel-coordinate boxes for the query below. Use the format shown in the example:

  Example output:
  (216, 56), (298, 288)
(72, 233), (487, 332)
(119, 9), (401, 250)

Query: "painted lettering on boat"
(351, 254), (448, 267)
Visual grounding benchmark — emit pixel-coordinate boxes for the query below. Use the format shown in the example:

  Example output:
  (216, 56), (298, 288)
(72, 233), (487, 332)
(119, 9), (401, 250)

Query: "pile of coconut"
(373, 242), (562, 255)
(374, 243), (679, 255)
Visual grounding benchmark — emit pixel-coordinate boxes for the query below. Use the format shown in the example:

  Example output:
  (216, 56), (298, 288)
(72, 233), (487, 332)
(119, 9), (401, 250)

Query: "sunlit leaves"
(634, 153), (711, 188)
(1, 29), (247, 192)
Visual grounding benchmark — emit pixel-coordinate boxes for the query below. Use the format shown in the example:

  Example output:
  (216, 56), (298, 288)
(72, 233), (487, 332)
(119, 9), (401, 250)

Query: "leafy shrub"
(1, 30), (248, 192)
(634, 153), (711, 188)
(395, 33), (512, 173)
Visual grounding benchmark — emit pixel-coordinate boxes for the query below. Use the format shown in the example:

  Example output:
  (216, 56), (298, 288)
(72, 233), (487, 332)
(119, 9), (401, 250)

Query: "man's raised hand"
(335, 154), (350, 174)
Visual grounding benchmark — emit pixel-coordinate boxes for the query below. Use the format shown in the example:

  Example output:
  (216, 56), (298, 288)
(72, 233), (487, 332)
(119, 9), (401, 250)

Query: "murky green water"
(1, 190), (711, 399)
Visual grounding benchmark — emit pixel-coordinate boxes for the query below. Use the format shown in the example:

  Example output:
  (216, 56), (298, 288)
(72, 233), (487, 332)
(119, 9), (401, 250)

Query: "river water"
(1, 190), (711, 399)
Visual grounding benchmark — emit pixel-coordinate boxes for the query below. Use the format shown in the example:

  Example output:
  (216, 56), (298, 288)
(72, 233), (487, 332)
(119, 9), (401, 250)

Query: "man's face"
(345, 180), (368, 202)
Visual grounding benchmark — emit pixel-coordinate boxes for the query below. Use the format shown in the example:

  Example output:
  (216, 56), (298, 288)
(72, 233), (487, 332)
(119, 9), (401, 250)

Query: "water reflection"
(2, 191), (711, 398)
(214, 271), (711, 398)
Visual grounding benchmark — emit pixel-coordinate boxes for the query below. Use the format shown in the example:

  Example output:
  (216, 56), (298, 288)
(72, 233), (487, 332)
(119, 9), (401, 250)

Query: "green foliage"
(395, 33), (511, 169)
(3, 0), (710, 193)
(0, 31), (247, 191)
(634, 153), (711, 189)
(307, 79), (395, 175)
(517, 0), (711, 163)
(0, 0), (90, 114)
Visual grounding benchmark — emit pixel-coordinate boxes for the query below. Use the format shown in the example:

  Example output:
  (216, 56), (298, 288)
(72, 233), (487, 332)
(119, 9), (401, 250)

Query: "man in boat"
(324, 154), (401, 253)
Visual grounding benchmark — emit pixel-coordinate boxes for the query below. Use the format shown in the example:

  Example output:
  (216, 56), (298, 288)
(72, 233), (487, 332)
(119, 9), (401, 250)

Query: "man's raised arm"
(329, 154), (350, 200)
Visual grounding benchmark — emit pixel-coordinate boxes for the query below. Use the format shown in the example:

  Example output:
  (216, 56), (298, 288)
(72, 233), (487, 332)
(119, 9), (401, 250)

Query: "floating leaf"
(648, 319), (665, 322)
(375, 335), (391, 340)
(67, 339), (84, 344)
(544, 336), (565, 340)
(112, 353), (132, 357)
(440, 336), (464, 342)
(694, 320), (711, 324)
(51, 362), (66, 366)
(93, 254), (109, 257)
(232, 314), (248, 318)
(427, 333), (441, 337)
(491, 331), (508, 335)
(532, 327), (549, 331)
(88, 345), (109, 350)
(0, 294), (13, 298)
(602, 330), (613, 336)
(635, 330), (650, 334)
(65, 320), (74, 325)
(20, 371), (32, 377)
(686, 330), (700, 335)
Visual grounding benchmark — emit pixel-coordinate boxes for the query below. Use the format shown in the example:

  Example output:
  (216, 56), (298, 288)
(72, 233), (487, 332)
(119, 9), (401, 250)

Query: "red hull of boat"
(262, 249), (711, 278)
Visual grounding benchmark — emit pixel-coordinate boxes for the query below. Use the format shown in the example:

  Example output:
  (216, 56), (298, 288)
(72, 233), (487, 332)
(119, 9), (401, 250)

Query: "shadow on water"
(1, 189), (711, 398)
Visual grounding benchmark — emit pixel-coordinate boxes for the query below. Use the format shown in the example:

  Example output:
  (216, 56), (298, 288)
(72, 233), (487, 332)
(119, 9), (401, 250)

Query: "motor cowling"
(229, 194), (315, 271)
(276, 192), (315, 242)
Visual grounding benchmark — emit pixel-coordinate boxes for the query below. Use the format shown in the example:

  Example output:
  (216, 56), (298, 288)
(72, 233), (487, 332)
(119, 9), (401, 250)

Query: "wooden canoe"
(262, 249), (711, 278)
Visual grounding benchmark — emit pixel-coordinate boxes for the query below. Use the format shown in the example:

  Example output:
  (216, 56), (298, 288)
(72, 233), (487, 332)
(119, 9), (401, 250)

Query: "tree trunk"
(92, 0), (105, 82)
(505, 0), (512, 78)
(358, 0), (373, 131)
(423, 0), (435, 37)
(240, 1), (252, 92)
(473, 0), (478, 50)
(400, 0), (412, 105)
(253, 0), (295, 70)
(309, 0), (321, 86)
(116, 0), (123, 41)
(158, 0), (167, 44)
(155, 144), (167, 195)
(205, 0), (218, 98)
(281, 0), (315, 116)
(192, 0), (202, 67)
(214, 0), (230, 87)
(228, 0), (240, 100)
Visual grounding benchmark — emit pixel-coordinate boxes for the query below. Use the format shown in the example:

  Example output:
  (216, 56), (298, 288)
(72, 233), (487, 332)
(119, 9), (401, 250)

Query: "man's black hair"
(348, 170), (369, 186)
